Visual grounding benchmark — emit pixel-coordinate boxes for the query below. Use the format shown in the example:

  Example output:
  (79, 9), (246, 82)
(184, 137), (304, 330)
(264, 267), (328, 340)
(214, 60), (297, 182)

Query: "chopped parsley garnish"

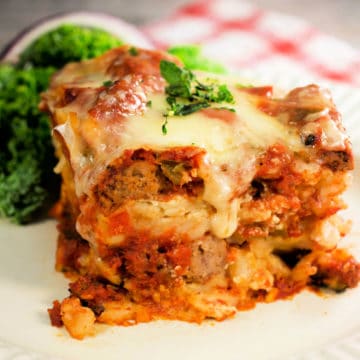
(160, 60), (194, 99)
(162, 118), (168, 135)
(159, 60), (235, 131)
(103, 80), (114, 87)
(129, 47), (139, 56)
(146, 100), (152, 108)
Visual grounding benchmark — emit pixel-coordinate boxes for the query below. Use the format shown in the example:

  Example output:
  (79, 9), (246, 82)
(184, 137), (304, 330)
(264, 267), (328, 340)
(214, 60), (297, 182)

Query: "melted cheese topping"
(45, 50), (348, 240)
(53, 85), (304, 239)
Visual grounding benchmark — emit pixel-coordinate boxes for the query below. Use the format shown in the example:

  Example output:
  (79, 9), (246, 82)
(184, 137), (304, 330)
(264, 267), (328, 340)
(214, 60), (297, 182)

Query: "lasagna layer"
(41, 46), (360, 339)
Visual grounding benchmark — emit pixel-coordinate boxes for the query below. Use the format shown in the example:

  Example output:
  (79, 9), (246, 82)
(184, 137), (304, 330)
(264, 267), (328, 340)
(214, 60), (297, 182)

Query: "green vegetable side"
(0, 25), (227, 224)
(0, 24), (123, 223)
(0, 65), (56, 223)
(167, 45), (227, 75)
(18, 24), (123, 68)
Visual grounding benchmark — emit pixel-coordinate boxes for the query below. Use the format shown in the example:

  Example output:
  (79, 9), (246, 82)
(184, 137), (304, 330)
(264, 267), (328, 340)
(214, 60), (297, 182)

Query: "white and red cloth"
(143, 0), (360, 87)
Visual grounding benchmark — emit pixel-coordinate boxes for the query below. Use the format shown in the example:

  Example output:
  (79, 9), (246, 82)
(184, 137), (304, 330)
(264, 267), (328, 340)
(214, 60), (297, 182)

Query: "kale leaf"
(0, 64), (57, 223)
(1, 24), (123, 223)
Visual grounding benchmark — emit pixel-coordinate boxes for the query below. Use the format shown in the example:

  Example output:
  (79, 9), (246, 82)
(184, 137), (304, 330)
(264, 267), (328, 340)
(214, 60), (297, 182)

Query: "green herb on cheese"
(129, 46), (139, 56)
(103, 80), (114, 87)
(160, 60), (235, 126)
(161, 117), (168, 135)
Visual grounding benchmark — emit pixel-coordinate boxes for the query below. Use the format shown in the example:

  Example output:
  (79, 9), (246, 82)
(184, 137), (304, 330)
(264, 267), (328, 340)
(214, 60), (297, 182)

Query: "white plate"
(0, 78), (359, 360)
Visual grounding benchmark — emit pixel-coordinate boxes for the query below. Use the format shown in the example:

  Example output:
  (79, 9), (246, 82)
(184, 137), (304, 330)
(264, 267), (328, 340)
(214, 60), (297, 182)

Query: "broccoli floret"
(0, 64), (58, 223)
(167, 45), (227, 74)
(18, 24), (123, 68)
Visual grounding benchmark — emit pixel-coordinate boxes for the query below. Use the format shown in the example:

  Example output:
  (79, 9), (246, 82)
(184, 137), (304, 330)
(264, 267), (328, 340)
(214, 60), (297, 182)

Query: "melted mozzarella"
(53, 74), (306, 239)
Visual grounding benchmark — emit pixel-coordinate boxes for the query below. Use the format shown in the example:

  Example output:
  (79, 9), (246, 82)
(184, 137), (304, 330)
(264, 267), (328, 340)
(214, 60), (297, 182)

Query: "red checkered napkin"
(143, 0), (360, 86)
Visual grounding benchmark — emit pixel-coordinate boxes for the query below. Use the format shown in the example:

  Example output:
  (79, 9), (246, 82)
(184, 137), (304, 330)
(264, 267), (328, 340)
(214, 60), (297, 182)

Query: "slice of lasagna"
(41, 46), (360, 339)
